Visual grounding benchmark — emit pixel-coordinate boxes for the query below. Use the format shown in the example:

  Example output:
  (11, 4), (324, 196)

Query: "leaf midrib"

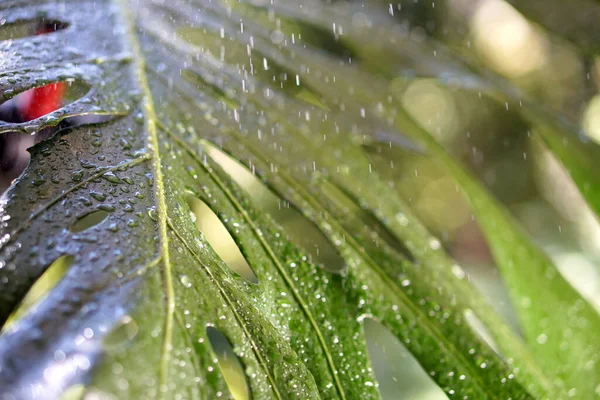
(120, 3), (290, 397)
(117, 0), (175, 393)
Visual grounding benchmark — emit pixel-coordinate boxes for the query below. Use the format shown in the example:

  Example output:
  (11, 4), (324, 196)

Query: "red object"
(20, 83), (66, 121)
(18, 22), (66, 121)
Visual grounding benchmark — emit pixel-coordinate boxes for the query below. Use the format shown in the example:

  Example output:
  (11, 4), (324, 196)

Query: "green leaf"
(275, 3), (600, 397)
(398, 115), (600, 398)
(214, 1), (600, 397)
(0, 1), (594, 399)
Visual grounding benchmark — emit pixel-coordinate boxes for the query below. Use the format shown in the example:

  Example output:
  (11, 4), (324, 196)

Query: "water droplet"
(102, 172), (121, 184)
(71, 170), (84, 182)
(90, 192), (107, 201)
(180, 275), (192, 288)
(536, 334), (548, 344)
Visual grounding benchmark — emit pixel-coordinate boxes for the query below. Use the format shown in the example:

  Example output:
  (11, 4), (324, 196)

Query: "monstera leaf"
(0, 0), (598, 399)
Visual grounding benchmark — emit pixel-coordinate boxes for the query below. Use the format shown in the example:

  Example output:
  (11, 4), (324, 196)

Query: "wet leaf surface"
(0, 1), (598, 399)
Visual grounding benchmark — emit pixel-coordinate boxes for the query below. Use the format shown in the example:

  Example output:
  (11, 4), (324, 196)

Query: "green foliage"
(0, 0), (598, 399)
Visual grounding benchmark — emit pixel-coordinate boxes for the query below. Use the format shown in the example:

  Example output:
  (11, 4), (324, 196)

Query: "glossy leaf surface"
(0, 1), (598, 399)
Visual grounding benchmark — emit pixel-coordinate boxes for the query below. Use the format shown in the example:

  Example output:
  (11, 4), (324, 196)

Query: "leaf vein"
(0, 155), (150, 251)
(167, 221), (284, 400)
(163, 124), (347, 400)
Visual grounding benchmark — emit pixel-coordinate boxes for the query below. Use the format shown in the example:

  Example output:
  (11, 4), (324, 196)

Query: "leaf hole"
(206, 327), (251, 400)
(69, 210), (110, 233)
(0, 80), (91, 123)
(0, 18), (69, 41)
(320, 180), (416, 262)
(2, 255), (74, 332)
(0, 114), (116, 195)
(463, 309), (502, 357)
(185, 193), (258, 283)
(363, 144), (523, 325)
(202, 142), (346, 273)
(363, 318), (448, 400)
(361, 144), (471, 247)
(0, 131), (33, 193)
